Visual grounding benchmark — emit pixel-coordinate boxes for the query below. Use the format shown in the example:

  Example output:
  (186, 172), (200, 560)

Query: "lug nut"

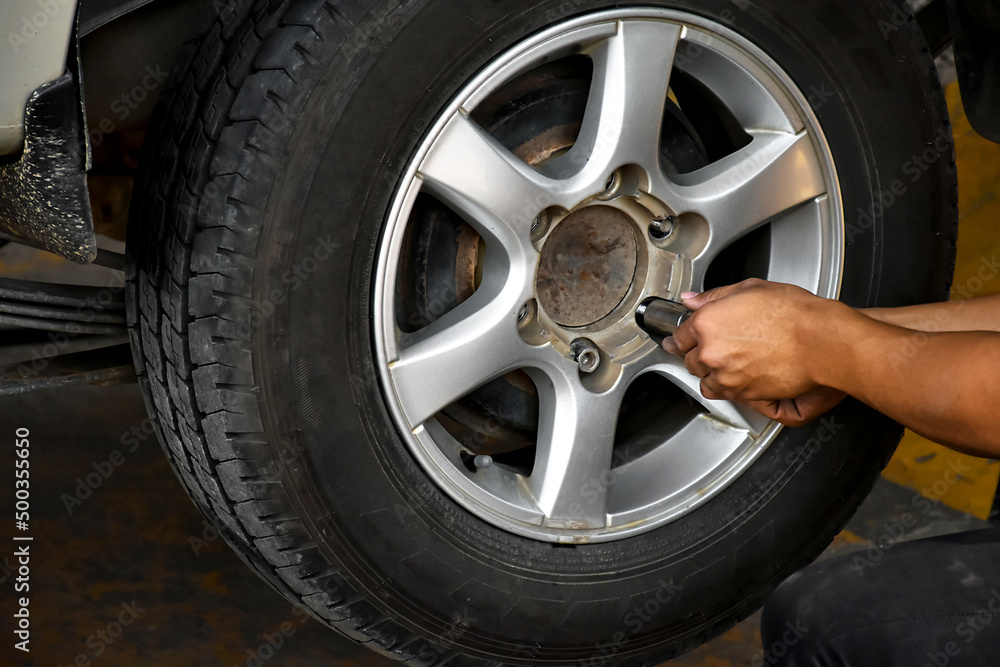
(597, 171), (622, 201)
(649, 216), (675, 240)
(474, 455), (493, 469)
(530, 210), (551, 243)
(577, 350), (599, 373)
(517, 304), (528, 322)
(570, 339), (601, 373)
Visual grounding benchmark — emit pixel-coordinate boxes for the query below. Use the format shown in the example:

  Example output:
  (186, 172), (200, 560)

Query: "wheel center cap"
(535, 206), (638, 328)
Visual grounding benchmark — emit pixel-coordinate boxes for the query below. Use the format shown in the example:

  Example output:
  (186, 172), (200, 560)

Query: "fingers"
(747, 399), (781, 420)
(661, 336), (679, 355)
(699, 377), (725, 401)
(670, 316), (699, 355)
(685, 349), (711, 380)
(745, 391), (846, 428)
(661, 316), (712, 382)
(660, 330), (713, 390)
(661, 314), (698, 357)
(681, 278), (765, 311)
(665, 279), (770, 355)
(660, 333), (709, 379)
(745, 398), (804, 426)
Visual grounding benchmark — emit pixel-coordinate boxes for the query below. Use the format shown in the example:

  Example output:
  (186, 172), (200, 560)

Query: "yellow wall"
(881, 82), (1000, 519)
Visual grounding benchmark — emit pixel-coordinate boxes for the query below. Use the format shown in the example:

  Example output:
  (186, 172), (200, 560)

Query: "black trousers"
(760, 528), (1000, 666)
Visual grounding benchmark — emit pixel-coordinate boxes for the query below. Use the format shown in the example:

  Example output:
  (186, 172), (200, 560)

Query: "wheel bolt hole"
(649, 216), (675, 241)
(531, 207), (563, 244)
(517, 299), (538, 329)
(598, 171), (623, 201)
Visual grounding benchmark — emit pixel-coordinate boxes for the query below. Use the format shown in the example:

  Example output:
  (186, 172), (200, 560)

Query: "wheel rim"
(373, 8), (843, 543)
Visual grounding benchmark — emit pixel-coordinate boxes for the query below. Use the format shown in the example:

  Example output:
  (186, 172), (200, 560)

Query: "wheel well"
(80, 0), (206, 242)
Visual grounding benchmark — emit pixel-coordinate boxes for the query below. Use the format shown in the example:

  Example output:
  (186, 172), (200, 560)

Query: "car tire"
(127, 0), (956, 663)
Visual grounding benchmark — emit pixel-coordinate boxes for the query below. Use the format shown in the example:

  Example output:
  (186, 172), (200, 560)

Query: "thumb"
(661, 336), (680, 356)
(681, 284), (738, 310)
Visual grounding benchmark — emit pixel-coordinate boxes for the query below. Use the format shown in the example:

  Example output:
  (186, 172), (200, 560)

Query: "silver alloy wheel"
(374, 8), (843, 543)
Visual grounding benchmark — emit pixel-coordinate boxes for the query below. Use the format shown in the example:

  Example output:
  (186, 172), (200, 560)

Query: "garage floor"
(2, 81), (998, 667)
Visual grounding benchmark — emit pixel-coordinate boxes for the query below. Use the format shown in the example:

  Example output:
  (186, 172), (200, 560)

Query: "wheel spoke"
(544, 20), (682, 187)
(388, 284), (532, 426)
(766, 197), (826, 289)
(645, 358), (770, 436)
(667, 131), (826, 290)
(677, 34), (799, 134)
(608, 414), (753, 520)
(419, 112), (555, 257)
(526, 367), (624, 529)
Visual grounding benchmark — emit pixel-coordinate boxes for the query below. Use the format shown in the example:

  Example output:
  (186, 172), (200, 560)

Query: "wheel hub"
(535, 206), (638, 328)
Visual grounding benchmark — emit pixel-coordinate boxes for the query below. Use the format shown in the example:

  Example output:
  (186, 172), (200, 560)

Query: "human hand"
(661, 279), (848, 403)
(745, 386), (847, 427)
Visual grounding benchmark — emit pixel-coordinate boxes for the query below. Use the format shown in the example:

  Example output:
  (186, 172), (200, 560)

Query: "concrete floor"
(2, 72), (998, 667)
(0, 383), (386, 667)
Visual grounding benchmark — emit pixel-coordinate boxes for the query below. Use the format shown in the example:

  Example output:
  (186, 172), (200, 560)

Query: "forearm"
(817, 310), (1000, 457)
(863, 294), (1000, 333)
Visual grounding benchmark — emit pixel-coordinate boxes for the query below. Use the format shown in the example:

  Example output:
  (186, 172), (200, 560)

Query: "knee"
(763, 570), (820, 631)
(759, 565), (847, 666)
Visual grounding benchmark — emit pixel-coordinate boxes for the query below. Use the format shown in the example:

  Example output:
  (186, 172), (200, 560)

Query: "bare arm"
(864, 293), (1000, 333)
(819, 308), (1000, 457)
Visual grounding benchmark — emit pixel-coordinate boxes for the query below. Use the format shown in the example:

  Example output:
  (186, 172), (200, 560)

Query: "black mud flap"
(0, 72), (96, 263)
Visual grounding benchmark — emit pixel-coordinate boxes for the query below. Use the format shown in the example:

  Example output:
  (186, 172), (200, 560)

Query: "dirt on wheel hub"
(535, 205), (638, 328)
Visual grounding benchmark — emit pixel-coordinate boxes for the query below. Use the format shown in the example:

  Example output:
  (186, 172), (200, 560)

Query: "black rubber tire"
(126, 0), (956, 664)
